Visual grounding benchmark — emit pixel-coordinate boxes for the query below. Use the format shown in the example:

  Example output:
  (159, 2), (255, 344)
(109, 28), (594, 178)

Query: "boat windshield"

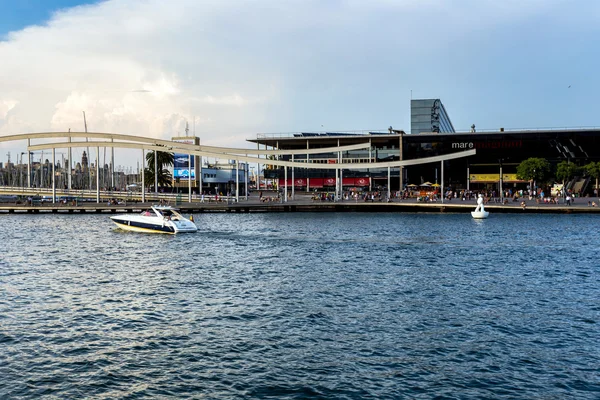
(160, 209), (182, 220)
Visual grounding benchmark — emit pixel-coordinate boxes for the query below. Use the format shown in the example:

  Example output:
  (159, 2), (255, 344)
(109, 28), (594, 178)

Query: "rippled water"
(1, 212), (599, 399)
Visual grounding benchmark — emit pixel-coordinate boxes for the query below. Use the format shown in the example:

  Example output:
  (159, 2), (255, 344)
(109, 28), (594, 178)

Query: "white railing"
(253, 126), (600, 139)
(451, 126), (600, 133)
(0, 186), (191, 202)
(255, 129), (389, 139)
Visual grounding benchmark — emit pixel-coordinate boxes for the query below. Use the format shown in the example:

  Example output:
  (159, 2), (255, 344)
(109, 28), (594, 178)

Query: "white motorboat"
(110, 205), (198, 234)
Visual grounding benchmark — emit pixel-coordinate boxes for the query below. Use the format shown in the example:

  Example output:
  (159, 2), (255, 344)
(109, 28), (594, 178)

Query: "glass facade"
(411, 99), (455, 134)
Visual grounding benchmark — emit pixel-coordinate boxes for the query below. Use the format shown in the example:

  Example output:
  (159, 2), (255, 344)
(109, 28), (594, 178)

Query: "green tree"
(146, 149), (174, 170)
(516, 157), (551, 192)
(144, 147), (174, 189)
(144, 167), (173, 189)
(584, 161), (600, 196)
(555, 161), (581, 184)
(516, 157), (551, 182)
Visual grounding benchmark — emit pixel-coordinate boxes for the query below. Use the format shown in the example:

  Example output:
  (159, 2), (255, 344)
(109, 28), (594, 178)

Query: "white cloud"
(1, 0), (599, 167)
(0, 0), (283, 148)
(0, 100), (18, 120)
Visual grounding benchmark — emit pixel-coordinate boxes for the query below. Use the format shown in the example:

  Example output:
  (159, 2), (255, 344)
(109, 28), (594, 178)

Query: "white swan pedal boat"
(110, 205), (197, 234)
(471, 194), (489, 219)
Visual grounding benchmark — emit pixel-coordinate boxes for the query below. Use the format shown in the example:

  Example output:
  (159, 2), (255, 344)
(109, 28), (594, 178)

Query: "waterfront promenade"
(1, 193), (599, 214)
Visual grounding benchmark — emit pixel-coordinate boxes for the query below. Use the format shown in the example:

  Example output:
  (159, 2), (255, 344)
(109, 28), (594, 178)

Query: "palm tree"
(144, 167), (173, 189)
(144, 147), (174, 189)
(146, 148), (174, 170)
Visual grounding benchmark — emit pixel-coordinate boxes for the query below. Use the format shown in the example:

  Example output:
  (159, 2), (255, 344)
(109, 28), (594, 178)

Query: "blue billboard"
(173, 154), (195, 179)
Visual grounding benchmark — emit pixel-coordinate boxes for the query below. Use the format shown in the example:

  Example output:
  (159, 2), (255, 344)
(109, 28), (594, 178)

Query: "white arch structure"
(2, 132), (475, 203)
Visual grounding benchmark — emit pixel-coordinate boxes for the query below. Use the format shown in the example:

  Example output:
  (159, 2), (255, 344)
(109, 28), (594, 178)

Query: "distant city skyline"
(1, 0), (599, 167)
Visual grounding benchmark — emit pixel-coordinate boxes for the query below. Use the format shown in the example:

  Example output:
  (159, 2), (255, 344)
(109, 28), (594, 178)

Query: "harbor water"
(1, 213), (599, 399)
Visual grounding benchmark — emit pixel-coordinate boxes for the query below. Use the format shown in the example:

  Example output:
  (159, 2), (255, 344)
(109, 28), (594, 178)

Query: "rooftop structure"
(411, 99), (455, 134)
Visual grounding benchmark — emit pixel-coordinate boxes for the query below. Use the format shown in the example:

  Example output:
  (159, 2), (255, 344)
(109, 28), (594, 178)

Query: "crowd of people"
(295, 186), (600, 207)
(311, 191), (395, 202)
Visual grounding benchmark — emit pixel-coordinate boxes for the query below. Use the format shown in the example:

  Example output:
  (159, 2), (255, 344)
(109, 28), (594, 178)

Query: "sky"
(0, 0), (599, 168)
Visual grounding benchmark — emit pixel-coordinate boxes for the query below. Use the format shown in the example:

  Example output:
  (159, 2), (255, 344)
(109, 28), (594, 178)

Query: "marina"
(2, 128), (600, 215)
(3, 2), (600, 398)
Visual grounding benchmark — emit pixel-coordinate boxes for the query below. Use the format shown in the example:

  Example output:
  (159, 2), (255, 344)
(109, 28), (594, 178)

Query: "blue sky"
(0, 0), (599, 166)
(0, 0), (98, 36)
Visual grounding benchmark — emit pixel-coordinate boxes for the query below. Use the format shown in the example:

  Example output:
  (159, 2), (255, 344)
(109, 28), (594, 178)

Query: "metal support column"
(306, 140), (310, 192)
(499, 162), (503, 203)
(96, 147), (100, 203)
(387, 166), (391, 200)
(334, 169), (339, 201)
(441, 161), (444, 204)
(111, 138), (115, 188)
(141, 150), (146, 203)
(369, 138), (372, 191)
(39, 151), (44, 188)
(235, 159), (239, 203)
(245, 162), (248, 200)
(52, 148), (56, 204)
(67, 137), (71, 190)
(291, 154), (295, 200)
(467, 166), (470, 191)
(154, 150), (158, 195)
(340, 168), (343, 200)
(399, 132), (404, 193)
(199, 155), (203, 196)
(284, 166), (288, 202)
(27, 139), (31, 188)
(188, 153), (192, 203)
(338, 139), (341, 200)
(86, 140), (91, 191)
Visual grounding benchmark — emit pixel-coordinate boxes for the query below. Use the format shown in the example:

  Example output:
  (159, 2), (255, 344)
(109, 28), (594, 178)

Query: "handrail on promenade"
(0, 186), (246, 204)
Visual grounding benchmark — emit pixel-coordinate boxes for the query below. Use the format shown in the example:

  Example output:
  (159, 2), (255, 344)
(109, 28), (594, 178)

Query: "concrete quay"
(1, 196), (599, 214)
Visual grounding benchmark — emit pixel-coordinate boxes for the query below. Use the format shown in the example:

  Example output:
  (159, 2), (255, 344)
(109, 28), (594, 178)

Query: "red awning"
(278, 177), (370, 188)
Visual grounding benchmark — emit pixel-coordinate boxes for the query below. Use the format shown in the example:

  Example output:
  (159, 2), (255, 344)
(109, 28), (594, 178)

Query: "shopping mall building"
(248, 99), (600, 192)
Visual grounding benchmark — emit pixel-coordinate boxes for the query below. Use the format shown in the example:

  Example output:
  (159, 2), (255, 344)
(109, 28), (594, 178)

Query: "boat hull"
(110, 217), (177, 234)
(471, 211), (489, 219)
